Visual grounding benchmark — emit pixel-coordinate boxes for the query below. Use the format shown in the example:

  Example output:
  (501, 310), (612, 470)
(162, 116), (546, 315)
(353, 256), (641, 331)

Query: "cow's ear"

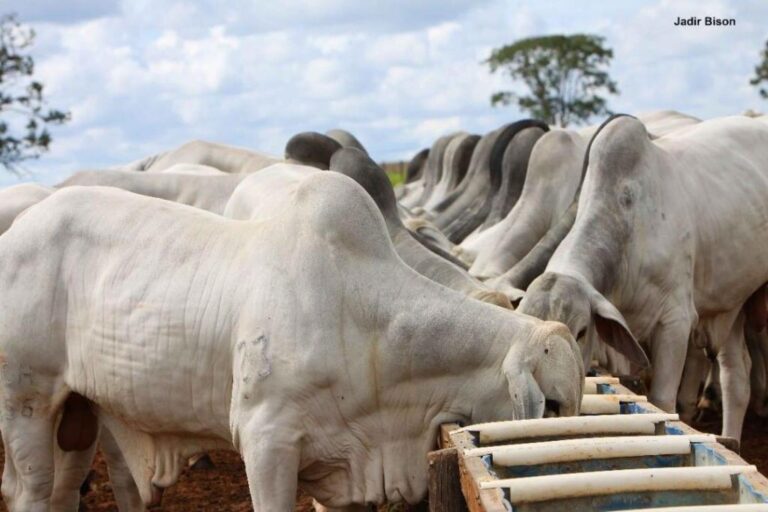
(590, 292), (649, 368)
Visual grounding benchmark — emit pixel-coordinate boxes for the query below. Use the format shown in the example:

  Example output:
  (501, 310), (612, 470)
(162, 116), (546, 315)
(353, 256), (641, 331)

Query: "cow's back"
(147, 140), (281, 173)
(0, 183), (53, 234)
(0, 187), (250, 436)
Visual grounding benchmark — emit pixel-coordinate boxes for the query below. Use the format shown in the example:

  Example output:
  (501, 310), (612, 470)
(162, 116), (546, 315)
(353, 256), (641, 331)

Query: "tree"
(0, 14), (69, 174)
(751, 40), (768, 99)
(486, 34), (618, 127)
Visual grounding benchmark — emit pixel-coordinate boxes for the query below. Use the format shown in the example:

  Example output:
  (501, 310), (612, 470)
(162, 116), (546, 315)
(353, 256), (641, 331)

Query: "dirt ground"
(0, 447), (392, 511)
(742, 413), (768, 471)
(0, 414), (766, 511)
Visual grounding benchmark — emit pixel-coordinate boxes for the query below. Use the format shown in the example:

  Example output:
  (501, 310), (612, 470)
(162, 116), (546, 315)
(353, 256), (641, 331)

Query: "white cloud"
(365, 33), (429, 66)
(410, 117), (463, 142)
(0, 0), (765, 187)
(309, 34), (355, 55)
(603, 0), (765, 117)
(427, 22), (461, 49)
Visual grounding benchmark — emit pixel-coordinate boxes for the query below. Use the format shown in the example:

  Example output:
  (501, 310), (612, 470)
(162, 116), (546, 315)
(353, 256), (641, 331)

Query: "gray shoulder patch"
(238, 334), (272, 382)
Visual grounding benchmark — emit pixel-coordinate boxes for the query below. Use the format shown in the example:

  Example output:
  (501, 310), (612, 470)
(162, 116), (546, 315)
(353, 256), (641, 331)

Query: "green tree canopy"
(487, 34), (618, 127)
(751, 39), (768, 99)
(1, 14), (69, 174)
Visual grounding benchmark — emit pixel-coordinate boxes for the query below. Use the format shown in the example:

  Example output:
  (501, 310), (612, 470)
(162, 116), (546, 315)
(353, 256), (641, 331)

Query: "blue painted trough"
(429, 376), (768, 511)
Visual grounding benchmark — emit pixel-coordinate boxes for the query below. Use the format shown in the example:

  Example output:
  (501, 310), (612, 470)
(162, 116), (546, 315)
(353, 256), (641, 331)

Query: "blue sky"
(0, 0), (766, 185)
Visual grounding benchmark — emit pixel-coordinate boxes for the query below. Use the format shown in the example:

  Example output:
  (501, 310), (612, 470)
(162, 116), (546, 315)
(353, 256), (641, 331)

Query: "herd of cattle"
(0, 109), (765, 510)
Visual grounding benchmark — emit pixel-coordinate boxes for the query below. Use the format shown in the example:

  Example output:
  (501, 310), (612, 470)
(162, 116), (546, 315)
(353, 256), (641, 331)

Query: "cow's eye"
(577, 328), (587, 340)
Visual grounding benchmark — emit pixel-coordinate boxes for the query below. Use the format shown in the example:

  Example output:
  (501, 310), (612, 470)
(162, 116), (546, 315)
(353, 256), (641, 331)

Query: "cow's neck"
(550, 150), (682, 318)
(295, 268), (532, 506)
(374, 274), (534, 419)
(401, 280), (514, 362)
(549, 204), (630, 296)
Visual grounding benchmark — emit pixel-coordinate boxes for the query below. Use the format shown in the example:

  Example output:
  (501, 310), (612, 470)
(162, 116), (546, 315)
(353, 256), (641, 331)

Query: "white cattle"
(223, 163), (317, 220)
(421, 133), (479, 211)
(414, 132), (480, 213)
(432, 121), (545, 243)
(158, 163), (225, 176)
(328, 149), (479, 273)
(394, 148), (429, 202)
(0, 183), (53, 233)
(483, 111), (701, 293)
(226, 155), (510, 308)
(286, 131), (474, 271)
(467, 129), (586, 277)
(58, 169), (248, 214)
(284, 131), (343, 170)
(517, 116), (768, 441)
(0, 175), (582, 511)
(679, 299), (768, 424)
(0, 184), (147, 510)
(402, 215), (462, 260)
(401, 133), (458, 209)
(454, 123), (547, 259)
(479, 122), (547, 230)
(124, 139), (281, 173)
(325, 128), (368, 155)
(574, 109), (698, 139)
(637, 109), (701, 136)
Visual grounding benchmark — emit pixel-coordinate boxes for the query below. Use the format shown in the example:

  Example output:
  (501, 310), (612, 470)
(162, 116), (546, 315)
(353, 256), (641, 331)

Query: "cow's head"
(501, 321), (584, 419)
(518, 271), (649, 371)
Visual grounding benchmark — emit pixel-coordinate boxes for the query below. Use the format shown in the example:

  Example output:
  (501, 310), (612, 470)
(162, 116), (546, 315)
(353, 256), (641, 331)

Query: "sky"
(0, 0), (766, 186)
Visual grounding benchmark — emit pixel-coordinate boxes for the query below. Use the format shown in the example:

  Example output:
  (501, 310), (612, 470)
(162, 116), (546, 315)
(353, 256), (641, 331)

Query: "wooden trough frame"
(427, 376), (768, 511)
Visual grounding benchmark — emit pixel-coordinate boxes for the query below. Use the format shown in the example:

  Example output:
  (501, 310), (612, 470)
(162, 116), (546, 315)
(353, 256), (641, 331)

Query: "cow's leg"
(0, 403), (57, 511)
(50, 430), (99, 510)
(718, 314), (751, 442)
(648, 317), (691, 413)
(99, 427), (146, 511)
(696, 359), (722, 424)
(677, 341), (710, 424)
(1, 435), (20, 509)
(239, 412), (302, 512)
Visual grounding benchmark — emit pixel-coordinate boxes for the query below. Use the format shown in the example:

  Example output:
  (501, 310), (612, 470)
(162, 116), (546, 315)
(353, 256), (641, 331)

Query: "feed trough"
(428, 376), (768, 511)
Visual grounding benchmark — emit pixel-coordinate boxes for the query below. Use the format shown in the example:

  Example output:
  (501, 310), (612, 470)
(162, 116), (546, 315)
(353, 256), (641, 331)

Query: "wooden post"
(428, 448), (468, 512)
